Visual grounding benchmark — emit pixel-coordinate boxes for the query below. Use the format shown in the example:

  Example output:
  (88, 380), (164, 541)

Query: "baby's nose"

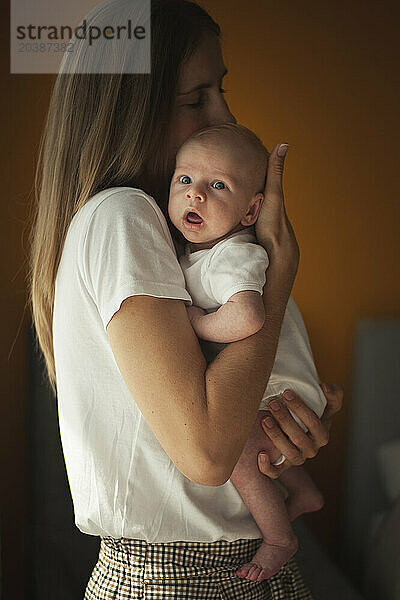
(186, 189), (205, 202)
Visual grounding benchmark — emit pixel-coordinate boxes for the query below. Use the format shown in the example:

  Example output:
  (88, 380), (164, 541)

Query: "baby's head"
(168, 123), (269, 248)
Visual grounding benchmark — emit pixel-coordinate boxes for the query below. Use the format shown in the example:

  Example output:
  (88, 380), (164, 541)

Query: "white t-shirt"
(53, 186), (270, 542)
(179, 229), (327, 438)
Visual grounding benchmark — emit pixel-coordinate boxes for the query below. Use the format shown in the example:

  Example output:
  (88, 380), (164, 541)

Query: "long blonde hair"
(27, 0), (220, 395)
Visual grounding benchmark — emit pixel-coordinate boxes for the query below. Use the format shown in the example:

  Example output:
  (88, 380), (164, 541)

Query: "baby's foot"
(236, 537), (298, 582)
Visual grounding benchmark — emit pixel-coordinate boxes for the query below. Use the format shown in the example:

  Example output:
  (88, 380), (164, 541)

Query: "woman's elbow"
(166, 438), (229, 488)
(191, 471), (229, 487)
(189, 460), (230, 487)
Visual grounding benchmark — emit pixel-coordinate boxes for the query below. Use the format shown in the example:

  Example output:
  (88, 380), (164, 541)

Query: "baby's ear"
(241, 193), (264, 226)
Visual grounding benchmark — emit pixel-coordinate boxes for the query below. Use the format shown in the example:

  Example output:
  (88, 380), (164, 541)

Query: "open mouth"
(185, 211), (204, 224)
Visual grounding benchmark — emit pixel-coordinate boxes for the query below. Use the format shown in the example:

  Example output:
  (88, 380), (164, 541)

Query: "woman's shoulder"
(69, 186), (173, 247)
(63, 186), (178, 263)
(78, 186), (164, 225)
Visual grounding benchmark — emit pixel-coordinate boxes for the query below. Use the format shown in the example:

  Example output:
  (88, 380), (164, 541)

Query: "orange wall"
(2, 1), (399, 596)
(1, 63), (55, 600)
(202, 0), (400, 553)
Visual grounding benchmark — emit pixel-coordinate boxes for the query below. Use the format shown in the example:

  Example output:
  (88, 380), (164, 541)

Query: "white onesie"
(179, 226), (327, 465)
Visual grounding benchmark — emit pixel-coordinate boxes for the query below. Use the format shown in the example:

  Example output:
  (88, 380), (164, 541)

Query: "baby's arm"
(187, 290), (265, 343)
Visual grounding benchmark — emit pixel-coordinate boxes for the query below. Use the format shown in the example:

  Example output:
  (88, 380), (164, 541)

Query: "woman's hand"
(255, 143), (299, 285)
(257, 384), (344, 478)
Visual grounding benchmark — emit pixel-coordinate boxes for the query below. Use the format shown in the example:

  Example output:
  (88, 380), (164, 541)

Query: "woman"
(28, 0), (343, 598)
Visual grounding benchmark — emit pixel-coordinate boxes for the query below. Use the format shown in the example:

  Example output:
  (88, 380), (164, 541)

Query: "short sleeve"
(81, 189), (192, 330)
(203, 240), (269, 305)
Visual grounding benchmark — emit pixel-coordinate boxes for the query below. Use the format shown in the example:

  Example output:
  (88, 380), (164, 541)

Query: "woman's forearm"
(202, 258), (292, 482)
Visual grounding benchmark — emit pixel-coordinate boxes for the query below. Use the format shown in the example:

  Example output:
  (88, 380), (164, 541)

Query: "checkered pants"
(84, 536), (314, 599)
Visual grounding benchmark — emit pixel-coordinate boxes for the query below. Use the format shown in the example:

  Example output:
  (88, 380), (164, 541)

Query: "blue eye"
(179, 175), (192, 184)
(212, 181), (226, 190)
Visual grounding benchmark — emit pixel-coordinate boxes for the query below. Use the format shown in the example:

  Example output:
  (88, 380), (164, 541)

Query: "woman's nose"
(212, 96), (237, 126)
(223, 107), (237, 125)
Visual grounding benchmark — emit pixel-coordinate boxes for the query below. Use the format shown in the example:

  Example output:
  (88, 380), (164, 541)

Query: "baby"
(168, 123), (327, 582)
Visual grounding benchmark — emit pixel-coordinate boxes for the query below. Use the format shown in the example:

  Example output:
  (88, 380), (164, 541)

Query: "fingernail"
(322, 383), (335, 394)
(264, 417), (275, 428)
(269, 400), (281, 412)
(284, 390), (296, 401)
(277, 143), (289, 157)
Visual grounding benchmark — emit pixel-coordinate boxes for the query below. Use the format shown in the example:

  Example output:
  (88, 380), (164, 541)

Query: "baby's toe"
(236, 563), (251, 578)
(255, 567), (268, 582)
(246, 563), (262, 581)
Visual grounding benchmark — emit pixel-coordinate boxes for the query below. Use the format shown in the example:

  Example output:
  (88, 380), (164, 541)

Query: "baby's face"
(168, 138), (261, 246)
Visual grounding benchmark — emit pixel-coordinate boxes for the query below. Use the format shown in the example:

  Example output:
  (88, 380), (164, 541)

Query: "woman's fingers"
(257, 387), (336, 476)
(264, 143), (289, 200)
(319, 383), (344, 430)
(258, 387), (343, 479)
(255, 143), (290, 250)
(280, 391), (330, 448)
(261, 405), (317, 462)
(257, 452), (284, 480)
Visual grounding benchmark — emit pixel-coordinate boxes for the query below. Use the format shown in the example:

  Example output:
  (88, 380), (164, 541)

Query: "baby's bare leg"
(229, 409), (298, 582)
(279, 466), (324, 522)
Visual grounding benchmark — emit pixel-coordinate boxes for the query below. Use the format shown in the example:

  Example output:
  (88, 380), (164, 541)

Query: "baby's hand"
(186, 305), (207, 324)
